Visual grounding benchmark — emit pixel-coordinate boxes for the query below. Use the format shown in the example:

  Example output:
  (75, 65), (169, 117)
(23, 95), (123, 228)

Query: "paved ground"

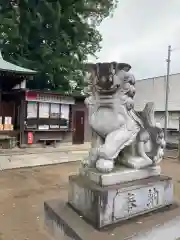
(0, 142), (90, 156)
(0, 143), (89, 170)
(0, 157), (180, 240)
(132, 216), (180, 240)
(0, 162), (80, 240)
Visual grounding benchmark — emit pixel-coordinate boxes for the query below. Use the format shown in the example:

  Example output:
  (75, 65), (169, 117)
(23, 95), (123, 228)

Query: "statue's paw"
(121, 155), (153, 169)
(81, 157), (90, 168)
(96, 159), (114, 173)
(153, 148), (164, 164)
(153, 156), (162, 165)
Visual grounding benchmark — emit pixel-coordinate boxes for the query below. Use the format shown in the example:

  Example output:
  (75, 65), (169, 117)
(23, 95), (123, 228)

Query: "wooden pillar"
(0, 90), (2, 119)
(19, 98), (25, 147)
(0, 80), (2, 121)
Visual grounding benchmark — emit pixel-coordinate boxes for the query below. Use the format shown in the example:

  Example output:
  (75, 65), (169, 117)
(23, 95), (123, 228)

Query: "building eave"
(0, 52), (37, 75)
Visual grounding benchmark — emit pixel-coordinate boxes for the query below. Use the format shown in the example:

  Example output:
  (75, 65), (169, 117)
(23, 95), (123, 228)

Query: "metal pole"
(164, 45), (171, 142)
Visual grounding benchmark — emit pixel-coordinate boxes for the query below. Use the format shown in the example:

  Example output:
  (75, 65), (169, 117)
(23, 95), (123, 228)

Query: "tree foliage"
(0, 0), (117, 92)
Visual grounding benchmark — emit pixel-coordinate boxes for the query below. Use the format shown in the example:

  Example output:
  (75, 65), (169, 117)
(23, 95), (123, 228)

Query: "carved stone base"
(79, 165), (161, 186)
(44, 200), (180, 240)
(68, 175), (174, 229)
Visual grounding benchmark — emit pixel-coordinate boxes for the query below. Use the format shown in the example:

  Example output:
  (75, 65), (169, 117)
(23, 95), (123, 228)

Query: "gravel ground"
(0, 158), (179, 240)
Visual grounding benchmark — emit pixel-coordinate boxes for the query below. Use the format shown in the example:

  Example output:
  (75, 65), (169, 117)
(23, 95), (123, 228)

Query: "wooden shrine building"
(0, 52), (91, 148)
(0, 52), (36, 148)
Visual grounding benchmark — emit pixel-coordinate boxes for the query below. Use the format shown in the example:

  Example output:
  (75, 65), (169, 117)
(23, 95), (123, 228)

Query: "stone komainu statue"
(83, 62), (165, 173)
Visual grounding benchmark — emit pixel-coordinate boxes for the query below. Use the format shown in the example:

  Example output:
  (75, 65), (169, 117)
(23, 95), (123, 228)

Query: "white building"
(134, 73), (180, 144)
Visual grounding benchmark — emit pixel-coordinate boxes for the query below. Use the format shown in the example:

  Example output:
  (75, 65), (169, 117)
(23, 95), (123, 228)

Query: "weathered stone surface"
(79, 165), (161, 186)
(44, 199), (180, 240)
(83, 63), (165, 173)
(68, 175), (174, 229)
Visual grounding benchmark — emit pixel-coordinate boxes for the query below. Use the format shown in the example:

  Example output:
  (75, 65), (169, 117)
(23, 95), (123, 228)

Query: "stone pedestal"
(44, 199), (179, 240)
(79, 165), (161, 186)
(68, 174), (174, 229)
(44, 62), (175, 239)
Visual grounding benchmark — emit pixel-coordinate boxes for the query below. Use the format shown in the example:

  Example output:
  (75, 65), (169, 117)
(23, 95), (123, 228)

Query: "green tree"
(0, 0), (117, 92)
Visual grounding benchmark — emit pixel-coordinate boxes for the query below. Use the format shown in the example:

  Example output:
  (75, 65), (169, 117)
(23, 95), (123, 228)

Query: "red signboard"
(25, 91), (38, 100)
(27, 132), (33, 144)
(25, 90), (75, 104)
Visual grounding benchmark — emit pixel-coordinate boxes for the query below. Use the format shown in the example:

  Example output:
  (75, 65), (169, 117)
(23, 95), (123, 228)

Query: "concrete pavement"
(0, 142), (90, 170)
(132, 216), (180, 240)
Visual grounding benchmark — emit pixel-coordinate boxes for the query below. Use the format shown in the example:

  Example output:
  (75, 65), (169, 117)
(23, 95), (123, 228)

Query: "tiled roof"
(0, 52), (37, 74)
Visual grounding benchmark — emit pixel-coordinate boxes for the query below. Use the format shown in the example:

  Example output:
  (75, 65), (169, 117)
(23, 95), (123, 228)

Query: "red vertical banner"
(27, 132), (33, 144)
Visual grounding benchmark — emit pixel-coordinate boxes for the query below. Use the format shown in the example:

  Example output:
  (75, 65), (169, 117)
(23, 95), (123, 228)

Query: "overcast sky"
(88, 0), (180, 79)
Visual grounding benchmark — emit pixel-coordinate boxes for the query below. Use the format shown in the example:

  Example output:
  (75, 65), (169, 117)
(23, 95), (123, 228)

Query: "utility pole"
(178, 117), (180, 161)
(164, 45), (172, 142)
